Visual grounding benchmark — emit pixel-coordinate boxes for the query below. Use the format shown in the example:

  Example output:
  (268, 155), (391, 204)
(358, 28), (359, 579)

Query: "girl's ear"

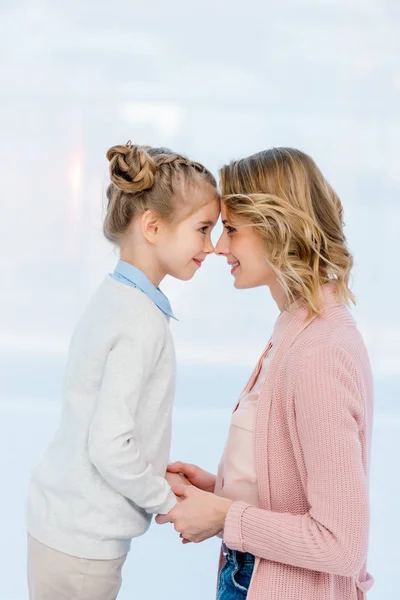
(140, 209), (162, 243)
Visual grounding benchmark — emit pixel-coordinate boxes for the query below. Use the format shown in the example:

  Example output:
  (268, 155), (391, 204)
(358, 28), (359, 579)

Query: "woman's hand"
(155, 485), (233, 543)
(167, 462), (216, 493)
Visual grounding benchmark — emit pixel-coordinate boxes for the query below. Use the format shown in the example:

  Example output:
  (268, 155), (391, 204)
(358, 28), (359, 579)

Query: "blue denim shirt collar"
(111, 260), (177, 321)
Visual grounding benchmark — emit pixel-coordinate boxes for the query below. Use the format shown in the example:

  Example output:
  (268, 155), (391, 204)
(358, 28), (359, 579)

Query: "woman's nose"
(214, 231), (229, 256)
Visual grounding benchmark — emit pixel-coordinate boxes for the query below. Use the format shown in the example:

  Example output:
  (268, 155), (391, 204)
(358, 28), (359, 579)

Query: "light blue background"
(1, 1), (399, 598)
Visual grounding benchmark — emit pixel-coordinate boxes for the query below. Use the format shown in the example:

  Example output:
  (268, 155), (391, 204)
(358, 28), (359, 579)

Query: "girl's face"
(215, 202), (276, 289)
(156, 183), (220, 281)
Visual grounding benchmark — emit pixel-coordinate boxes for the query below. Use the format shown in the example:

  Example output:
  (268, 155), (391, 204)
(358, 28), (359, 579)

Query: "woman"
(158, 148), (374, 600)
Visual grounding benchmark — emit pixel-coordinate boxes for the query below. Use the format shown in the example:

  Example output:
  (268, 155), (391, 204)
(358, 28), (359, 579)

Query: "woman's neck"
(268, 279), (289, 313)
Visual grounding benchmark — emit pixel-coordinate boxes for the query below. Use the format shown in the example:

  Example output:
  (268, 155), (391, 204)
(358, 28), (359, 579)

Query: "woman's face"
(215, 203), (277, 289)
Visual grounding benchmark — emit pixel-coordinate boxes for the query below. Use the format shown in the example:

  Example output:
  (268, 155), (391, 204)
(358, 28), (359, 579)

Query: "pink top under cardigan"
(215, 308), (295, 507)
(218, 283), (374, 600)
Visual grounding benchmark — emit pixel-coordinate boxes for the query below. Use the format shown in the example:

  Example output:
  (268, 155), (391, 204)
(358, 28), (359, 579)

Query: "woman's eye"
(225, 225), (236, 234)
(199, 226), (208, 234)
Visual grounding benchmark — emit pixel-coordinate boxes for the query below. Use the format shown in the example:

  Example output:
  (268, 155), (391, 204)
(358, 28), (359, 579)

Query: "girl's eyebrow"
(199, 220), (216, 226)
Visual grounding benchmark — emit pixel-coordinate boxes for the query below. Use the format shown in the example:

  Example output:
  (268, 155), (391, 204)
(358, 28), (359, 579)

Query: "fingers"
(171, 484), (192, 498)
(155, 513), (172, 525)
(167, 462), (185, 473)
(168, 462), (196, 477)
(165, 472), (190, 487)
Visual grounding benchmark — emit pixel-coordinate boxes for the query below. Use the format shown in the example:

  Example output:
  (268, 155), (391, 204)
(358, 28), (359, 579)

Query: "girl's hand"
(155, 485), (233, 543)
(165, 471), (192, 489)
(167, 462), (216, 493)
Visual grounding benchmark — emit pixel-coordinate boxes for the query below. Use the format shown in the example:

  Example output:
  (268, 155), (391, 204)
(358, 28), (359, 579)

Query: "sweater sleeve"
(87, 330), (177, 516)
(223, 343), (370, 577)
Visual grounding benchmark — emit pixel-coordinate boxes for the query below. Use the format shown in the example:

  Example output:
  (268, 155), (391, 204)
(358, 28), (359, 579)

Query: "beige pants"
(27, 535), (127, 600)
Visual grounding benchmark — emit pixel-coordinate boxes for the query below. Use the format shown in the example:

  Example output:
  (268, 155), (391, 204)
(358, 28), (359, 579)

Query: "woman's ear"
(140, 209), (162, 244)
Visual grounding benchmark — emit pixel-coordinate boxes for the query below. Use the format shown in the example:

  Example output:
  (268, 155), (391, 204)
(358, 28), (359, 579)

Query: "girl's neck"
(119, 249), (166, 288)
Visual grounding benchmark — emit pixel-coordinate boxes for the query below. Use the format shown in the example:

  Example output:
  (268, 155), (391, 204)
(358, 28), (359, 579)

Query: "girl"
(26, 141), (219, 600)
(161, 148), (374, 600)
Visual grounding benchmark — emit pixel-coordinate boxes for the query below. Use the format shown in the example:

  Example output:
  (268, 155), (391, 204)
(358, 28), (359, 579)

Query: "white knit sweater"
(27, 276), (177, 559)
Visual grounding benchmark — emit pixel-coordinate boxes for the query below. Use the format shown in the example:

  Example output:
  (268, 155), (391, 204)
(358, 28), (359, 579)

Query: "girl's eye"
(225, 225), (236, 235)
(199, 226), (209, 234)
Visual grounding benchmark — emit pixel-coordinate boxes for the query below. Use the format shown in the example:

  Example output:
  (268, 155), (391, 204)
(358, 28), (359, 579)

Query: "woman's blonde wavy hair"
(219, 147), (355, 315)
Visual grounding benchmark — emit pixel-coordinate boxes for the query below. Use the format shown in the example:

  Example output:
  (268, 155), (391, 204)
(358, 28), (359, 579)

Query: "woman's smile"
(228, 260), (240, 275)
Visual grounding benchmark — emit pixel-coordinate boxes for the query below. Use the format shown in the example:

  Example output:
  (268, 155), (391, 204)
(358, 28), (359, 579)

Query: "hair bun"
(106, 142), (156, 193)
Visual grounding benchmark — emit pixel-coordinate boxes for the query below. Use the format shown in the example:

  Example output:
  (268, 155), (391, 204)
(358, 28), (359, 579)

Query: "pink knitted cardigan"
(220, 283), (374, 600)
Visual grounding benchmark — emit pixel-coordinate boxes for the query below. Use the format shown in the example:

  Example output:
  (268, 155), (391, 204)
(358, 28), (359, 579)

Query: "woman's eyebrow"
(199, 220), (217, 226)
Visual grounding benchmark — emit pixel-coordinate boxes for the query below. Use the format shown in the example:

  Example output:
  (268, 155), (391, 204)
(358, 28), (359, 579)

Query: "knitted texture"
(27, 276), (177, 559)
(221, 283), (374, 600)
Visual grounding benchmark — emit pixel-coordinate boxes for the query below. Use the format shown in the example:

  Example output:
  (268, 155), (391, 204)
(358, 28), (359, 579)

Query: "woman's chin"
(233, 277), (245, 289)
(233, 276), (260, 290)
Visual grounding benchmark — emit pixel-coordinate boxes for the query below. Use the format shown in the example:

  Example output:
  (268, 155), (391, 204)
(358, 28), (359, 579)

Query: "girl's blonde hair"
(104, 141), (217, 243)
(219, 147), (354, 315)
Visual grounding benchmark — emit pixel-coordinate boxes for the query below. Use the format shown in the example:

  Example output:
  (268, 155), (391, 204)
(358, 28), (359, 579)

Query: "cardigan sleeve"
(223, 343), (370, 577)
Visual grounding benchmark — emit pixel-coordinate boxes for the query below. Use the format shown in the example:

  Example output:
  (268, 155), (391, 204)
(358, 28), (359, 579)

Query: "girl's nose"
(203, 235), (215, 254)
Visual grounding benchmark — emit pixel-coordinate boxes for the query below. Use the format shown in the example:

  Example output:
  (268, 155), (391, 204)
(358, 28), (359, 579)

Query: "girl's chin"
(170, 261), (201, 281)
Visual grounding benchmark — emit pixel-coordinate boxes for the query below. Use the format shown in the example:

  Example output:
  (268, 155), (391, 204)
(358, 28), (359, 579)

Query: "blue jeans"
(217, 544), (255, 599)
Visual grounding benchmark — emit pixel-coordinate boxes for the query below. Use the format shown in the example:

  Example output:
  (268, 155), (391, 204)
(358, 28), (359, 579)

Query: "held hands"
(159, 461), (228, 544)
(165, 470), (192, 490)
(167, 461), (216, 493)
(156, 484), (233, 544)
